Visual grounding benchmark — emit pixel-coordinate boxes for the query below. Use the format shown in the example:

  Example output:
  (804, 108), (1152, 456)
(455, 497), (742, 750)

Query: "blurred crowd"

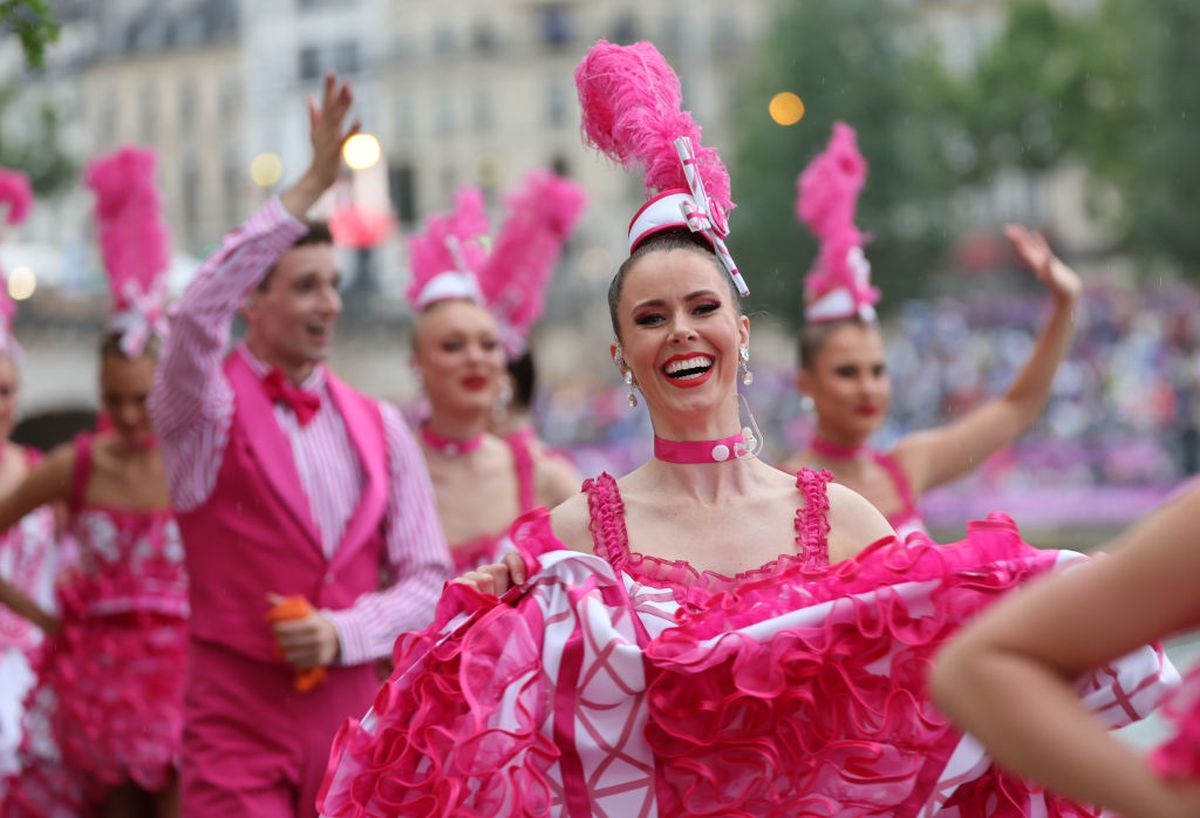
(521, 284), (1200, 527)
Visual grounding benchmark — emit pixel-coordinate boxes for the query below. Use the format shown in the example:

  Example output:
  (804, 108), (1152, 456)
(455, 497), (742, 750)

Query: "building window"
(139, 82), (156, 144)
(179, 76), (197, 132)
(182, 161), (201, 251)
(394, 92), (415, 141)
(550, 154), (570, 178)
(99, 87), (118, 147)
(472, 21), (497, 55)
(473, 86), (494, 133)
(540, 4), (573, 49)
(545, 75), (568, 129)
(223, 154), (241, 225)
(435, 91), (455, 136)
(433, 25), (456, 56)
(389, 163), (417, 227)
(333, 40), (360, 75)
(611, 13), (638, 45)
(298, 45), (321, 80)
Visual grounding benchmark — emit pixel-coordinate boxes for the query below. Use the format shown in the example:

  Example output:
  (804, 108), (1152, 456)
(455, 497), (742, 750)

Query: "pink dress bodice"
(448, 432), (539, 571)
(0, 448), (58, 655)
(65, 435), (186, 619)
(583, 467), (832, 611)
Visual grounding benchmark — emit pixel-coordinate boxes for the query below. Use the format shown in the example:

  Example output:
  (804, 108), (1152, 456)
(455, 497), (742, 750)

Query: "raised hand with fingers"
(281, 71), (362, 220)
(1005, 224), (1082, 303)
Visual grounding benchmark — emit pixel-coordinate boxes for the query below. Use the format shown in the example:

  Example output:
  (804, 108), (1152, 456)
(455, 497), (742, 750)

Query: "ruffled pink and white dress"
(319, 468), (1173, 818)
(2, 435), (188, 814)
(449, 432), (539, 572)
(0, 448), (59, 786)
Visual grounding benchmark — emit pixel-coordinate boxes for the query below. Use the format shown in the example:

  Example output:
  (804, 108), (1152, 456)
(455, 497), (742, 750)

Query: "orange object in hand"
(266, 595), (328, 693)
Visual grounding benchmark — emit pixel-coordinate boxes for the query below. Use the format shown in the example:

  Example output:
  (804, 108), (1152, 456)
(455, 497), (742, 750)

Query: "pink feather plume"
(796, 122), (879, 311)
(406, 187), (490, 305)
(85, 147), (170, 313)
(575, 39), (733, 218)
(479, 169), (587, 348)
(0, 168), (33, 227)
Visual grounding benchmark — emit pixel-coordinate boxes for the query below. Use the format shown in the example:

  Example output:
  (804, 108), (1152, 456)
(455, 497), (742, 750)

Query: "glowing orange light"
(769, 92), (806, 126)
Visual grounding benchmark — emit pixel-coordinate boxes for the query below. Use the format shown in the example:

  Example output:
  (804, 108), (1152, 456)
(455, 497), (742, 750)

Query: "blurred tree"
(1093, 0), (1200, 277)
(729, 0), (963, 327)
(0, 85), (76, 195)
(0, 0), (59, 70)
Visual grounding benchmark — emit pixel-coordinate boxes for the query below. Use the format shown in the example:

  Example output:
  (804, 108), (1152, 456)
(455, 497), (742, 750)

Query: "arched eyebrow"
(631, 289), (721, 311)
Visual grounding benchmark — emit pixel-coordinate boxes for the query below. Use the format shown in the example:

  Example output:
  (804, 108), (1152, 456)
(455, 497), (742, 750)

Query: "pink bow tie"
(262, 368), (321, 427)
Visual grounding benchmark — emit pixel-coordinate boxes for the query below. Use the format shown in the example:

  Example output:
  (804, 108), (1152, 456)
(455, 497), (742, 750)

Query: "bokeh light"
(343, 133), (382, 170)
(8, 266), (36, 301)
(250, 152), (284, 187)
(768, 92), (806, 126)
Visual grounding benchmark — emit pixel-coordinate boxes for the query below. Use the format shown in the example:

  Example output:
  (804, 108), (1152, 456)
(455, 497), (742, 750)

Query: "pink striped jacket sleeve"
(325, 403), (453, 664)
(150, 198), (308, 510)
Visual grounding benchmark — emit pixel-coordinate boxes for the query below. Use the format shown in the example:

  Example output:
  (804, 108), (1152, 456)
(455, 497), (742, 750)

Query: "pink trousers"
(179, 639), (377, 818)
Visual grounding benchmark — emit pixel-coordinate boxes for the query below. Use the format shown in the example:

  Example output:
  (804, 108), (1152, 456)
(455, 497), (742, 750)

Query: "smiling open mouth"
(663, 354), (714, 382)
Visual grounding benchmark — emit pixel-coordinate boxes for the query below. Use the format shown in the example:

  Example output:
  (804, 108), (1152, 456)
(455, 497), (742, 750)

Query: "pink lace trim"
(583, 469), (832, 604)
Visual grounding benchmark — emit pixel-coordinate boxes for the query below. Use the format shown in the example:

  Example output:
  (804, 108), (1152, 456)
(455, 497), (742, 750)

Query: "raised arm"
(149, 73), (358, 508)
(0, 444), (73, 632)
(931, 483), (1200, 818)
(892, 225), (1082, 497)
(323, 404), (453, 665)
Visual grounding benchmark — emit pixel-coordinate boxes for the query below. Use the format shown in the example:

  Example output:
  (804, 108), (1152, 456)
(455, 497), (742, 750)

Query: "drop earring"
(739, 345), (754, 386)
(615, 344), (638, 408)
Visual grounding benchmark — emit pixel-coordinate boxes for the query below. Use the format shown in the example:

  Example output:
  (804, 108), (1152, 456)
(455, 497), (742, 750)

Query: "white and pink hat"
(407, 171), (587, 357)
(576, 40), (748, 297)
(0, 168), (33, 359)
(85, 147), (171, 356)
(796, 122), (879, 323)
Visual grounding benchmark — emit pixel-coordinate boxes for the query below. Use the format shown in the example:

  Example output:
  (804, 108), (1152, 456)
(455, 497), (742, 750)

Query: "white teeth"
(664, 356), (713, 375)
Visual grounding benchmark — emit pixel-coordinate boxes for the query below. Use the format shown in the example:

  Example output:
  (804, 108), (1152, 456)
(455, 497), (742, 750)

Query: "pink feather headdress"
(85, 147), (171, 356)
(797, 122), (879, 323)
(575, 39), (747, 296)
(0, 167), (33, 357)
(479, 169), (587, 356)
(406, 186), (490, 311)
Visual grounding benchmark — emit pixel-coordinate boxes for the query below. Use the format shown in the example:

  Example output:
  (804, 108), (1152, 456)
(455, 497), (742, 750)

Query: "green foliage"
(0, 85), (76, 196)
(0, 0), (60, 70)
(729, 0), (962, 327)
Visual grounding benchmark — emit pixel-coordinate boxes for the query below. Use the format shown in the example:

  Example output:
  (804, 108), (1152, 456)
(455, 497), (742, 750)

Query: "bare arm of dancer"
(931, 483), (1200, 818)
(892, 225), (1082, 497)
(536, 455), (583, 510)
(0, 444), (73, 632)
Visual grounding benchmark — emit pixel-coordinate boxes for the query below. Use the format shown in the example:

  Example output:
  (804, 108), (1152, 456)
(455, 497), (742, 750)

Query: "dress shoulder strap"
(67, 433), (95, 515)
(581, 472), (630, 571)
(794, 467), (832, 564)
(873, 450), (919, 517)
(507, 432), (538, 513)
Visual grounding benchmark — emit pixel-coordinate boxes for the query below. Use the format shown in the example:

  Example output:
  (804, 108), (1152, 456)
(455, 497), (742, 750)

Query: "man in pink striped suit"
(150, 74), (452, 817)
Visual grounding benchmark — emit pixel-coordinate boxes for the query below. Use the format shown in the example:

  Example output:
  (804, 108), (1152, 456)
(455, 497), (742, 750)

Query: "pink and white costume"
(150, 197), (451, 817)
(3, 434), (187, 815)
(0, 448), (58, 786)
(319, 470), (1173, 817)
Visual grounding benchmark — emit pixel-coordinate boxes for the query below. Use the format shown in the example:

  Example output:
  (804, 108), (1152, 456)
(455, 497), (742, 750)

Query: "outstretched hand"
(305, 72), (361, 190)
(1006, 224), (1082, 303)
(280, 72), (361, 219)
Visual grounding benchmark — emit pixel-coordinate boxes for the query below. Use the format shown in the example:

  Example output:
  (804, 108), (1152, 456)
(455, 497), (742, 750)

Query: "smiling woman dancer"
(406, 171), (585, 570)
(0, 148), (185, 818)
(317, 41), (1170, 818)
(779, 123), (1082, 538)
